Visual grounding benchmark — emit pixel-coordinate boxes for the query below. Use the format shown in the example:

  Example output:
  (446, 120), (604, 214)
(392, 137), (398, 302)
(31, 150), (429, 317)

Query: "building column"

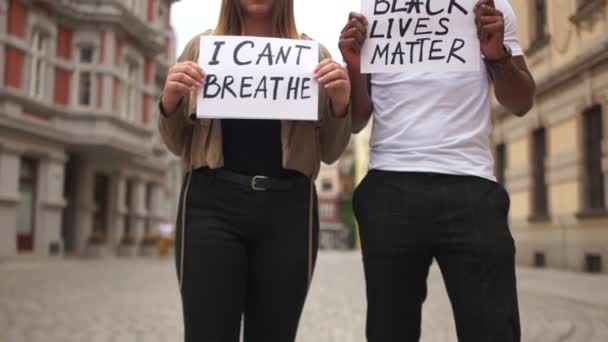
(130, 178), (147, 245)
(0, 144), (22, 258)
(36, 152), (67, 256)
(73, 163), (96, 255)
(108, 172), (127, 251)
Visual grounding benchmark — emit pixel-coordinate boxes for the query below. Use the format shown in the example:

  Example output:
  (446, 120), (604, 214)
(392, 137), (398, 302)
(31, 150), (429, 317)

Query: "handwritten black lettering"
(269, 76), (284, 100)
(233, 40), (254, 66)
(254, 76), (268, 99)
(426, 0), (444, 15)
(436, 18), (450, 35)
(301, 78), (312, 99)
(448, 0), (468, 15)
(209, 41), (226, 66)
(370, 20), (384, 38)
(391, 42), (405, 65)
(371, 43), (390, 64)
(203, 74), (220, 97)
(287, 77), (300, 100)
(294, 45), (312, 65)
(428, 40), (445, 60)
(256, 43), (274, 66)
(221, 75), (237, 99)
(240, 76), (253, 98)
(276, 45), (292, 64)
(447, 38), (465, 63)
(414, 18), (432, 35)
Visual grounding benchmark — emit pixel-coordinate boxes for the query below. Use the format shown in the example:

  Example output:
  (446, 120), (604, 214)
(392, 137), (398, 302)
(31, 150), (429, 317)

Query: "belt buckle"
(251, 175), (268, 191)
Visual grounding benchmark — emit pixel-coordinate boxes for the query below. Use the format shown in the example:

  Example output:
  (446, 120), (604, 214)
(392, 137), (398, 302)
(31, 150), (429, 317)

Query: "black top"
(221, 119), (299, 179)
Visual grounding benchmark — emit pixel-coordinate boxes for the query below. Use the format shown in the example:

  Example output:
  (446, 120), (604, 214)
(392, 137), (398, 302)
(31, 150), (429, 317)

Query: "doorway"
(17, 158), (38, 253)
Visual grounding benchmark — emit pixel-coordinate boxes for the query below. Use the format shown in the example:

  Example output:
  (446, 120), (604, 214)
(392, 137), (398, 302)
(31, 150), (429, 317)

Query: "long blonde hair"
(214, 0), (299, 39)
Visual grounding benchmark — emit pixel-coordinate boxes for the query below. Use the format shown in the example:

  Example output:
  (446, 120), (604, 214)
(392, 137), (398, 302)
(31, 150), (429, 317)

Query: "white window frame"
(30, 31), (49, 99)
(123, 60), (139, 121)
(74, 45), (96, 108)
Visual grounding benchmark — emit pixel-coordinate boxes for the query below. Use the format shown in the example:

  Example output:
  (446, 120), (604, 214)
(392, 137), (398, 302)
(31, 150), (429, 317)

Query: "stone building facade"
(0, 0), (182, 258)
(316, 142), (355, 250)
(351, 1), (608, 273)
(492, 0), (608, 274)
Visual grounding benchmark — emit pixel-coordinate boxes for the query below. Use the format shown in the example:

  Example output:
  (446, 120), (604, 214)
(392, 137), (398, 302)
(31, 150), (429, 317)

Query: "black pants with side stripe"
(175, 168), (319, 342)
(353, 170), (521, 342)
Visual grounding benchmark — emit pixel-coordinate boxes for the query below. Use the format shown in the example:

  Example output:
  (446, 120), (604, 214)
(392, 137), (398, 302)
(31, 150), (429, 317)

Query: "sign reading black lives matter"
(361, 0), (481, 73)
(197, 36), (319, 121)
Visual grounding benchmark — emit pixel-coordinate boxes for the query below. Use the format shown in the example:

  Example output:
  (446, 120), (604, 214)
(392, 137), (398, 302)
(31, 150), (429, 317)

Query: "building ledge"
(528, 213), (551, 223)
(494, 34), (608, 121)
(576, 208), (608, 220)
(570, 0), (607, 25)
(0, 193), (20, 205)
(525, 35), (552, 56)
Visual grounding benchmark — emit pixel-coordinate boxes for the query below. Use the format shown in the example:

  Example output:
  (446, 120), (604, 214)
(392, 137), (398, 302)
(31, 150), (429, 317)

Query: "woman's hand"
(161, 61), (205, 115)
(314, 59), (351, 118)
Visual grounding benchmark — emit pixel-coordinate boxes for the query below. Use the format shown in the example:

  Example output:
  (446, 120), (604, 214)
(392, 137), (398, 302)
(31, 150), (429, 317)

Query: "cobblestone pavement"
(1, 252), (607, 342)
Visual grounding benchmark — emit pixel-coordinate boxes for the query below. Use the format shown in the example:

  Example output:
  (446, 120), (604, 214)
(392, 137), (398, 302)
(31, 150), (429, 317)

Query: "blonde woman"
(158, 1), (351, 341)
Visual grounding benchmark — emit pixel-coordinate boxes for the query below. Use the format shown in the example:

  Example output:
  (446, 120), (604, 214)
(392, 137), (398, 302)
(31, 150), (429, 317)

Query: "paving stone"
(0, 253), (607, 342)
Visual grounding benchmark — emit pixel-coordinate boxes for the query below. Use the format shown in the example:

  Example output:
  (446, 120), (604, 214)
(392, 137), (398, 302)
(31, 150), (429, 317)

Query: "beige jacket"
(158, 33), (352, 178)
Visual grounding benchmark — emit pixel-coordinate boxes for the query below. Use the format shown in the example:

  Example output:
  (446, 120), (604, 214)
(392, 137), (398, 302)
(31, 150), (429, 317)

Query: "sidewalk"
(516, 267), (608, 307)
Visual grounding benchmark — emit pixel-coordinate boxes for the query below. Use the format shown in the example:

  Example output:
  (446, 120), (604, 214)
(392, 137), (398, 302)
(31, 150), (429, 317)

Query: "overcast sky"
(170, 0), (361, 60)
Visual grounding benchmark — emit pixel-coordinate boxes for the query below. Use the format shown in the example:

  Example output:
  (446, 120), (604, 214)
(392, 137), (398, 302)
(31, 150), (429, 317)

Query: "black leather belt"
(204, 169), (308, 191)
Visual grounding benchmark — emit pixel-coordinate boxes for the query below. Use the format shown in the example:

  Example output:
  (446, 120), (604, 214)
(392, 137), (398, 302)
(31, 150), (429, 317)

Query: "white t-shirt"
(368, 0), (523, 181)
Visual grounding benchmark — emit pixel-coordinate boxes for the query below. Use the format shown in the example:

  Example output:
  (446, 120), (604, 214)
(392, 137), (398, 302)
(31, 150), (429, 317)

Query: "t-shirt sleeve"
(498, 0), (524, 56)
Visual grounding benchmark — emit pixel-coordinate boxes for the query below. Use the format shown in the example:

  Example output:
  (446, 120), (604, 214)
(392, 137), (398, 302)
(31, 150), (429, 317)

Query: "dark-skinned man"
(341, 0), (535, 341)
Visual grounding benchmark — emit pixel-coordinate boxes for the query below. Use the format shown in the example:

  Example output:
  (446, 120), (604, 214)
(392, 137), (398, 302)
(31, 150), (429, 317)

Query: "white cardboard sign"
(197, 36), (319, 121)
(360, 0), (482, 73)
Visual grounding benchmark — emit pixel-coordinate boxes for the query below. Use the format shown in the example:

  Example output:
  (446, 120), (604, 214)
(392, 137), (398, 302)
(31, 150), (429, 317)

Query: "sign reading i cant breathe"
(197, 36), (319, 121)
(360, 0), (482, 73)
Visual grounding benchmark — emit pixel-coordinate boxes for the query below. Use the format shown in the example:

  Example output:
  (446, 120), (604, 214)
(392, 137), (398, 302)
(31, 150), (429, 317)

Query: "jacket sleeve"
(157, 34), (201, 156)
(318, 44), (352, 164)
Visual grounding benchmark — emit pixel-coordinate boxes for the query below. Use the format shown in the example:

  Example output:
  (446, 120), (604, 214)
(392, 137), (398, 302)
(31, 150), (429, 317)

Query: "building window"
(582, 105), (605, 212)
(319, 202), (336, 221)
(495, 143), (507, 186)
(76, 46), (95, 107)
(531, 128), (548, 219)
(123, 61), (139, 121)
(322, 179), (333, 192)
(585, 253), (602, 273)
(527, 0), (550, 54)
(533, 0), (547, 42)
(17, 158), (38, 253)
(533, 251), (546, 268)
(30, 31), (49, 98)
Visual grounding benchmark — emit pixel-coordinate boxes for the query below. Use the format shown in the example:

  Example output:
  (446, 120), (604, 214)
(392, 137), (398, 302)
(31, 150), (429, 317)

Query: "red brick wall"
(112, 77), (120, 111)
(56, 26), (73, 60)
(4, 47), (24, 88)
(144, 58), (153, 85)
(99, 31), (106, 63)
(53, 69), (71, 105)
(147, 0), (156, 22)
(7, 0), (27, 38)
(97, 74), (104, 108)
